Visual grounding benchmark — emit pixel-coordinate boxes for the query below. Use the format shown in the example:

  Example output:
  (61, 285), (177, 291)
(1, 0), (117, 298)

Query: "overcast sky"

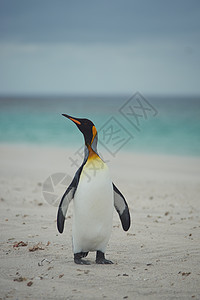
(0, 0), (200, 95)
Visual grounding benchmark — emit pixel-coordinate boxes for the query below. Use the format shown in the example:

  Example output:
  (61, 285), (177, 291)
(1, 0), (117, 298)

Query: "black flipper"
(57, 164), (84, 233)
(113, 183), (131, 231)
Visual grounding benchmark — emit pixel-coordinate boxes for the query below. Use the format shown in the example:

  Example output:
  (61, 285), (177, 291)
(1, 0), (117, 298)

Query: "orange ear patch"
(91, 126), (97, 144)
(69, 118), (81, 125)
(92, 126), (97, 137)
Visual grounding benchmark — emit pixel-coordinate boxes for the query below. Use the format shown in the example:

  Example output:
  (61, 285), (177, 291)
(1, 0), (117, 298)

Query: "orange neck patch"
(87, 145), (98, 160)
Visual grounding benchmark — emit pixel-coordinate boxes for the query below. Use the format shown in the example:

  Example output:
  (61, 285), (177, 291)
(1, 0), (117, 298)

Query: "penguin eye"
(84, 120), (91, 127)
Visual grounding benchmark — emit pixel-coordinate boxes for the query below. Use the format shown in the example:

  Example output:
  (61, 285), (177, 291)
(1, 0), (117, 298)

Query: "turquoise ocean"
(0, 95), (200, 157)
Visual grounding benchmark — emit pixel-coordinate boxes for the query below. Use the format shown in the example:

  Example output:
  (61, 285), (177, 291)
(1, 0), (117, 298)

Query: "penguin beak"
(62, 114), (81, 125)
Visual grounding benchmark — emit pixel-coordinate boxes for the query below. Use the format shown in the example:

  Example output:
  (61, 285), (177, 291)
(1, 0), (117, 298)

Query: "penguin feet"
(96, 251), (113, 264)
(74, 252), (90, 265)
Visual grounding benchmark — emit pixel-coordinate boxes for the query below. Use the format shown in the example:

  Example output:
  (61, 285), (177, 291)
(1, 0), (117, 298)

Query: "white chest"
(72, 157), (114, 253)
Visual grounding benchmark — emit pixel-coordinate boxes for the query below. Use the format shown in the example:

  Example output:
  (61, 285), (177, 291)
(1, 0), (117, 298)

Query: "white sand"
(0, 143), (200, 300)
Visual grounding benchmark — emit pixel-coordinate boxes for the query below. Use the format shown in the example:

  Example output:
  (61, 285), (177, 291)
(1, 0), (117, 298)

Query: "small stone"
(14, 276), (27, 282)
(13, 241), (28, 248)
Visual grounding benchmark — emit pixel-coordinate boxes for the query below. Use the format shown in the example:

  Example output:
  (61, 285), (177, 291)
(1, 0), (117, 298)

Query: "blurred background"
(0, 0), (200, 156)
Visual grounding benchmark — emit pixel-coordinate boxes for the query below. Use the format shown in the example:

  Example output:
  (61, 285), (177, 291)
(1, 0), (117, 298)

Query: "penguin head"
(62, 114), (97, 146)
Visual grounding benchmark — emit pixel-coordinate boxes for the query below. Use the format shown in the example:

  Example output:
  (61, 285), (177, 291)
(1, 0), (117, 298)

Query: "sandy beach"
(0, 143), (200, 300)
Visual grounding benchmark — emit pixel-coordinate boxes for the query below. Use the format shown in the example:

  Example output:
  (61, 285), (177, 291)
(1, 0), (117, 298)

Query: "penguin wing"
(113, 183), (131, 231)
(57, 165), (83, 233)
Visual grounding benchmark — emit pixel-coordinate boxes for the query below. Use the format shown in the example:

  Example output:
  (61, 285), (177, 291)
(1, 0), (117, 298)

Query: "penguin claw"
(74, 258), (91, 265)
(95, 251), (113, 264)
(96, 258), (113, 264)
(74, 252), (90, 264)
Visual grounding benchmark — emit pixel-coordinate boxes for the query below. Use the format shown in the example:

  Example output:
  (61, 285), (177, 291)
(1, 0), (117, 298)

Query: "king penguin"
(57, 114), (131, 264)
